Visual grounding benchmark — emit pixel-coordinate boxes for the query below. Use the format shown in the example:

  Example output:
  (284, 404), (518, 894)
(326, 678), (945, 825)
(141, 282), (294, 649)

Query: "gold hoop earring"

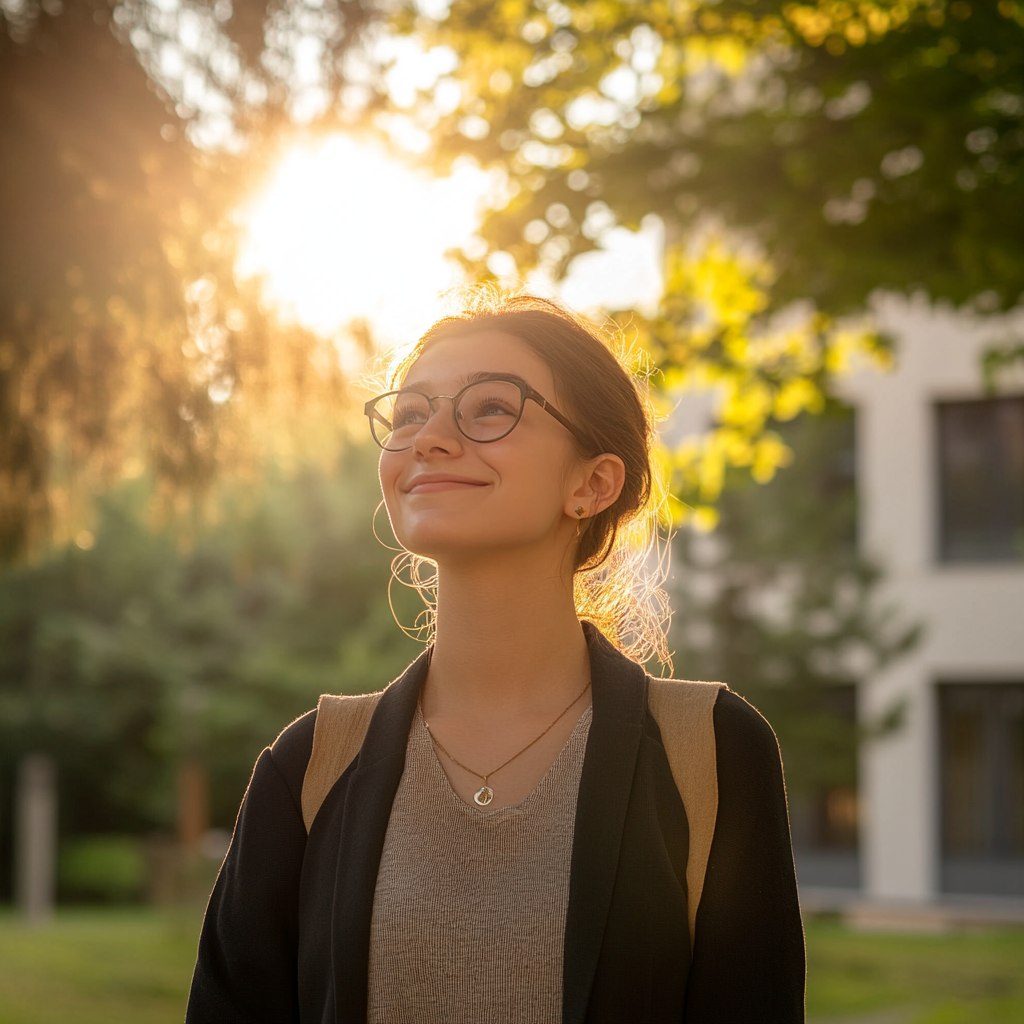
(372, 499), (404, 552)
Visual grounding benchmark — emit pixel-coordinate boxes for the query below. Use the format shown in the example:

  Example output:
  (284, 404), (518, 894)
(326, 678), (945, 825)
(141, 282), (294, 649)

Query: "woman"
(186, 296), (805, 1023)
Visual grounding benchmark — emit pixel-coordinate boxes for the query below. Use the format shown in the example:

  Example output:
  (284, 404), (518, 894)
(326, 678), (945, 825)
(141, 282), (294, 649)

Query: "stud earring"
(575, 506), (585, 518)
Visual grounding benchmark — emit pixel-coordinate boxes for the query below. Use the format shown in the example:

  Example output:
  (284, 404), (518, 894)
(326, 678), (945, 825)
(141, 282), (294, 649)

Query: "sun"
(236, 135), (490, 347)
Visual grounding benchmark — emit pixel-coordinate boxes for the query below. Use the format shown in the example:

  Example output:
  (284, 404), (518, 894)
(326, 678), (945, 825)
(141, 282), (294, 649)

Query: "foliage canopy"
(0, 0), (357, 562)
(412, 0), (1023, 312)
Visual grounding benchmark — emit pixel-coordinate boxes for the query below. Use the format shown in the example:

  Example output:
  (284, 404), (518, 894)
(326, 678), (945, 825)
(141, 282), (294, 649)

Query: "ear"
(566, 454), (626, 519)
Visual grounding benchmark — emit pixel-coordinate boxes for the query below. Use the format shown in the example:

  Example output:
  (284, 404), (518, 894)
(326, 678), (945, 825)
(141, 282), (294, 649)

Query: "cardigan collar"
(328, 648), (429, 1023)
(563, 625), (648, 1024)
(328, 624), (649, 1024)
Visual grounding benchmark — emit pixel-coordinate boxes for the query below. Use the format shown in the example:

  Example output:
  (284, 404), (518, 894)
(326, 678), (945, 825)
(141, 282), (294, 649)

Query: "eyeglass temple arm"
(526, 387), (584, 441)
(363, 399), (393, 431)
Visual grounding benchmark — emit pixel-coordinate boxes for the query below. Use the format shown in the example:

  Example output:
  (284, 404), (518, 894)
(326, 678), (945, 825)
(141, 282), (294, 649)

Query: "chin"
(396, 516), (542, 563)
(397, 526), (488, 561)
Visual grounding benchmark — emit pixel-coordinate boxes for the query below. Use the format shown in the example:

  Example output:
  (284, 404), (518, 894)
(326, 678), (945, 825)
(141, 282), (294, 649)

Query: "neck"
(424, 547), (590, 716)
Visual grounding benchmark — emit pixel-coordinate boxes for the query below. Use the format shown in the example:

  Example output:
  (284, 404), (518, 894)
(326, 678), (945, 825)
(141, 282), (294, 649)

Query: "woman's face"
(378, 330), (583, 566)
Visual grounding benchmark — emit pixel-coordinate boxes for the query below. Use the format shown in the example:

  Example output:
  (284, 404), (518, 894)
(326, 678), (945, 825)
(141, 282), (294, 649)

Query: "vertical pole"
(176, 755), (209, 905)
(177, 756), (209, 856)
(14, 753), (57, 925)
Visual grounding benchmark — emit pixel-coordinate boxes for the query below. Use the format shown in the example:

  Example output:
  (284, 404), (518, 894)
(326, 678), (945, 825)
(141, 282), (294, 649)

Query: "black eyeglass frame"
(363, 377), (586, 452)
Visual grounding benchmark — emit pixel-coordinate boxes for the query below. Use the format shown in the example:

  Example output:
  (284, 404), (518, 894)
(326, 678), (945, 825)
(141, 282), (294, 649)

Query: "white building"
(841, 294), (1024, 906)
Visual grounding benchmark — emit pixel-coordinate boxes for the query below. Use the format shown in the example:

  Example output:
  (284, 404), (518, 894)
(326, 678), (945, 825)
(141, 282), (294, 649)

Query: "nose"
(412, 396), (463, 456)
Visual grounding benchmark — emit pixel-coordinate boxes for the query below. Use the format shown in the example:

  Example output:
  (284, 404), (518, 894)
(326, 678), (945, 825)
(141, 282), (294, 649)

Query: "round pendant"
(473, 785), (494, 806)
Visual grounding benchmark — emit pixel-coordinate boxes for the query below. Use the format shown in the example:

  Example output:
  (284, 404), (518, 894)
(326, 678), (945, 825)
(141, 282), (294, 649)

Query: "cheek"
(503, 447), (576, 518)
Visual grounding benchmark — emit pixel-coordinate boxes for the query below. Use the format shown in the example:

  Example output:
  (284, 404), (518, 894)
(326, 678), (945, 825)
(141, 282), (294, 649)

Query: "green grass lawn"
(805, 918), (1024, 1023)
(0, 908), (200, 1024)
(0, 909), (1021, 1023)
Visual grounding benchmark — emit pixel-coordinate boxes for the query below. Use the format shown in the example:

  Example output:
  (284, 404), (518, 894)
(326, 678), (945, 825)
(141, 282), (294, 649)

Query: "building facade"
(842, 294), (1024, 904)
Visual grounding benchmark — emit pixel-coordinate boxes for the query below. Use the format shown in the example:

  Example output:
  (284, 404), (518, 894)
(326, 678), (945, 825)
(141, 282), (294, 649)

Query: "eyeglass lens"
(372, 380), (525, 450)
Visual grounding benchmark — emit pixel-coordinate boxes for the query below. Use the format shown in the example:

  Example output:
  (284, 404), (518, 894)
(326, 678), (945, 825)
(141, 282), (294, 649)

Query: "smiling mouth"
(406, 478), (489, 494)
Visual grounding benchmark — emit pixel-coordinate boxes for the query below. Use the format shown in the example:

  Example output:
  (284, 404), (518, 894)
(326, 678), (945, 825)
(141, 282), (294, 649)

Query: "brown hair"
(384, 292), (671, 666)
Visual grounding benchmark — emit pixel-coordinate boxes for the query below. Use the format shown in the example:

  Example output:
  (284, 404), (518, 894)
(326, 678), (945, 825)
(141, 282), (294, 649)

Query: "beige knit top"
(366, 705), (593, 1024)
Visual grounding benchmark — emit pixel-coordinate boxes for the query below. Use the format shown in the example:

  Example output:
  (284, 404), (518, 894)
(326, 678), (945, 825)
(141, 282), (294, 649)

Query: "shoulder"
(311, 691), (387, 765)
(315, 689), (386, 724)
(711, 689), (783, 770)
(301, 689), (388, 832)
(646, 675), (723, 719)
(252, 691), (390, 836)
(644, 677), (725, 752)
(266, 709), (318, 810)
(645, 680), (784, 794)
(272, 707), (317, 761)
(645, 679), (778, 751)
(710, 690), (791, 842)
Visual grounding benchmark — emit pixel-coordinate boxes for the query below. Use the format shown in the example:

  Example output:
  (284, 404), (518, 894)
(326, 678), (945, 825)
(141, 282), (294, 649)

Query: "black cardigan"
(187, 627), (805, 1023)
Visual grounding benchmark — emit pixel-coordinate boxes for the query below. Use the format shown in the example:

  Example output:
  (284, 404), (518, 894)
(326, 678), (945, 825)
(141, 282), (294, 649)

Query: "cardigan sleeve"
(684, 690), (806, 1023)
(185, 710), (316, 1024)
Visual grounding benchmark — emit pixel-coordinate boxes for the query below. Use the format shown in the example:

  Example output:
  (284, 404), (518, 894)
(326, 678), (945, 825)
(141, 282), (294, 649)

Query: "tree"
(0, 446), (418, 899)
(0, 0), (369, 563)
(407, 0), (1022, 312)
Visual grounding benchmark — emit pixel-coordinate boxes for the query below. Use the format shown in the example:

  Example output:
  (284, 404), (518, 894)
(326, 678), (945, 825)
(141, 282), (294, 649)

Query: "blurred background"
(0, 0), (1022, 1021)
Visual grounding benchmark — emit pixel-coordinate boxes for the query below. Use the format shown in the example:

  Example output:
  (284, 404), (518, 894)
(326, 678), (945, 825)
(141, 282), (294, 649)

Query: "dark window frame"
(935, 395), (1024, 564)
(938, 681), (1024, 896)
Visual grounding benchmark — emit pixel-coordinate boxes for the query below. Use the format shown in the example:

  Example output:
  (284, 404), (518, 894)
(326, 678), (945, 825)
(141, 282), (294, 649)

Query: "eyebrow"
(400, 371), (531, 393)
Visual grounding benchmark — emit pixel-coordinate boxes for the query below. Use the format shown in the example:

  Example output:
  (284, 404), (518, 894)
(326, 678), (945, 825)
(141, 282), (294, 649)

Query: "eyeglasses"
(364, 376), (584, 452)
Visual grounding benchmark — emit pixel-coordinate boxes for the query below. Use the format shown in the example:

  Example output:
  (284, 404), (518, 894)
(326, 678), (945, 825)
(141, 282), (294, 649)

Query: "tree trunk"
(15, 753), (57, 925)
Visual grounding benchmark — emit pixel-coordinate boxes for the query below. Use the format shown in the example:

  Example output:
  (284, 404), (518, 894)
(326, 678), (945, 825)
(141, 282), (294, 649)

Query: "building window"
(939, 682), (1024, 895)
(789, 684), (860, 891)
(937, 397), (1024, 562)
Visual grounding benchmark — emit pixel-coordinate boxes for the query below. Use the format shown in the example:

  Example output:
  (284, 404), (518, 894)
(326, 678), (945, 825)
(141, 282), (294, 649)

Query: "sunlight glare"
(237, 135), (489, 346)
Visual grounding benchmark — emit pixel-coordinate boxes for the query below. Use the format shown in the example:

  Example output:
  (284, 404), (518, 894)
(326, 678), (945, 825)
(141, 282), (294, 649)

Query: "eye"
(473, 394), (518, 417)
(460, 380), (522, 423)
(391, 395), (429, 428)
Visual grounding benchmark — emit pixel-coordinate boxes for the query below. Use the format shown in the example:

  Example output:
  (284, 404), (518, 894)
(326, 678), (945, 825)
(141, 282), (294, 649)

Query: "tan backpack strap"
(647, 678), (726, 949)
(301, 691), (385, 833)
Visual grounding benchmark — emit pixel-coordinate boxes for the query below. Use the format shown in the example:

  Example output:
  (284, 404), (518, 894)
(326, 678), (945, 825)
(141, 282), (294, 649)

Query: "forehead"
(402, 330), (556, 394)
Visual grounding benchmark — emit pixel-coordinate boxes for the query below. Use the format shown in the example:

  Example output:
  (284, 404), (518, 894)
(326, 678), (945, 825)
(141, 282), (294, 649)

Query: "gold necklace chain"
(420, 679), (592, 807)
